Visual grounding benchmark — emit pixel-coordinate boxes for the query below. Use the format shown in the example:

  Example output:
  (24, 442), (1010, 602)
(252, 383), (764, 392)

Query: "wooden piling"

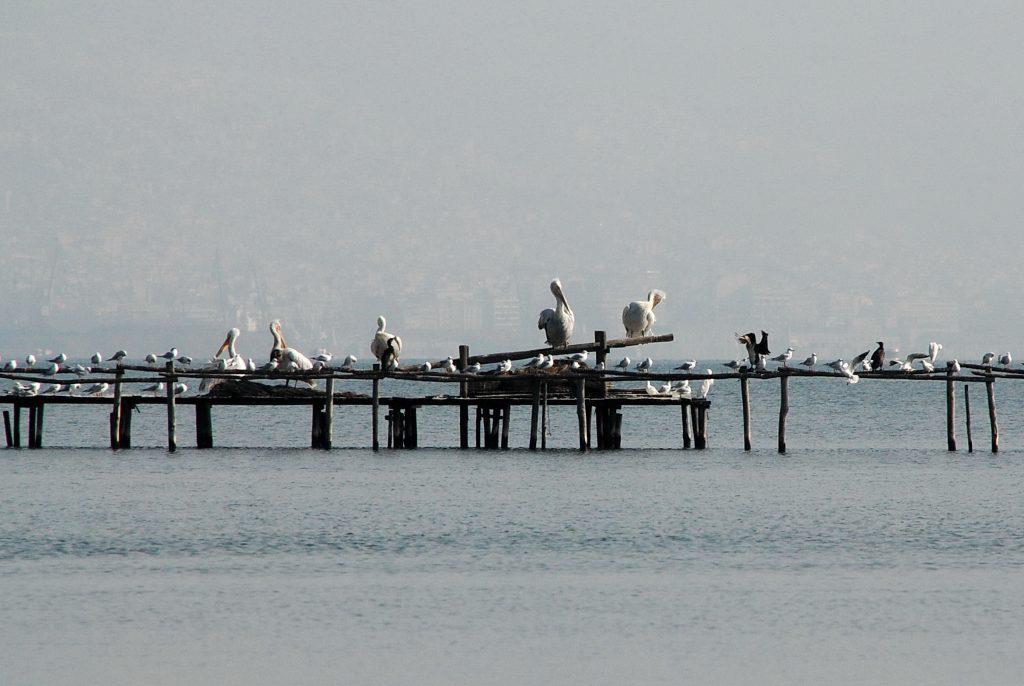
(778, 370), (789, 454)
(694, 405), (707, 449)
(3, 410), (12, 448)
(34, 403), (44, 448)
(311, 401), (323, 449)
(689, 402), (698, 448)
(529, 382), (541, 450)
(575, 379), (588, 451)
(501, 404), (510, 449)
(459, 345), (469, 449)
(964, 385), (973, 453)
(681, 402), (691, 449)
(12, 403), (19, 448)
(612, 410), (623, 449)
(372, 363), (380, 451)
(111, 367), (124, 450)
(196, 401), (213, 449)
(945, 369), (956, 451)
(407, 405), (417, 448)
(475, 405), (482, 448)
(985, 375), (999, 453)
(165, 361), (176, 453)
(119, 399), (133, 449)
(740, 373), (751, 451)
(541, 382), (548, 450)
(27, 405), (36, 448)
(323, 376), (334, 450)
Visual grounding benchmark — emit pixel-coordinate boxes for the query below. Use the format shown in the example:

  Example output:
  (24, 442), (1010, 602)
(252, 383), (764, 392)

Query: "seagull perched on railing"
(3, 360), (17, 371)
(567, 351), (588, 364)
(771, 348), (794, 366)
(635, 357), (653, 373)
(981, 352), (996, 366)
(522, 354), (544, 369)
(826, 359), (846, 373)
(538, 356), (555, 370)
(141, 382), (165, 396)
(614, 357), (631, 371)
(1000, 352), (1012, 367)
(466, 362), (482, 374)
(419, 362), (432, 372)
(947, 360), (961, 373)
(84, 383), (109, 396)
(90, 352), (103, 365)
(849, 351), (871, 372)
(724, 360), (742, 371)
(671, 380), (692, 397)
(497, 359), (512, 374)
(44, 362), (59, 376)
(25, 354), (36, 366)
(917, 359), (935, 373)
(110, 350), (128, 362)
(674, 359), (697, 371)
(49, 353), (67, 364)
(443, 357), (457, 374)
(799, 353), (817, 369)
(341, 355), (357, 370)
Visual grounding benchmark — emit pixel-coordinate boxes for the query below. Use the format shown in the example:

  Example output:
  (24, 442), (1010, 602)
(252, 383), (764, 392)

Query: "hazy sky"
(2, 1), (1023, 361)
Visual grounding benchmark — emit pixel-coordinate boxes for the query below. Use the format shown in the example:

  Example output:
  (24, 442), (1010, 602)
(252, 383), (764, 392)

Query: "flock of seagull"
(5, 277), (1019, 400)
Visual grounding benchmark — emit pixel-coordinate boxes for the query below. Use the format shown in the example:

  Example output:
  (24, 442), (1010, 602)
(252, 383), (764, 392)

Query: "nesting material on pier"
(204, 379), (366, 399)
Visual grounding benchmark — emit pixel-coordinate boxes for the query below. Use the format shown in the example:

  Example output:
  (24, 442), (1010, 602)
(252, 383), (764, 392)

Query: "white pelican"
(800, 353), (817, 369)
(200, 328), (248, 392)
(537, 279), (575, 347)
(370, 316), (403, 365)
(636, 357), (653, 373)
(982, 352), (996, 366)
(3, 360), (17, 371)
(622, 289), (666, 338)
(1000, 352), (1012, 367)
(497, 359), (512, 373)
(929, 342), (943, 363)
(674, 359), (697, 371)
(48, 353), (67, 364)
(25, 354), (36, 366)
(771, 349), (794, 366)
(699, 370), (714, 399)
(270, 320), (315, 386)
(614, 357), (630, 371)
(110, 350), (128, 362)
(90, 352), (103, 365)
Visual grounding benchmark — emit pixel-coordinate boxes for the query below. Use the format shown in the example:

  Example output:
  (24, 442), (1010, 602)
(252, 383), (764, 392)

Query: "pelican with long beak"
(271, 320), (315, 387)
(538, 279), (575, 347)
(622, 289), (666, 338)
(200, 328), (247, 392)
(370, 316), (403, 365)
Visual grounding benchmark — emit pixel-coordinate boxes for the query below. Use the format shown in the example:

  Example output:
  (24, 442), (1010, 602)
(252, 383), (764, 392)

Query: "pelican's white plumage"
(200, 328), (247, 392)
(928, 342), (943, 363)
(370, 316), (403, 365)
(622, 289), (666, 338)
(271, 320), (315, 386)
(699, 370), (714, 399)
(537, 279), (575, 347)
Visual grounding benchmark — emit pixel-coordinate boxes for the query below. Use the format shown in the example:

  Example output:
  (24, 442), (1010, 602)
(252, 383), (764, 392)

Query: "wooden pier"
(1, 331), (1016, 454)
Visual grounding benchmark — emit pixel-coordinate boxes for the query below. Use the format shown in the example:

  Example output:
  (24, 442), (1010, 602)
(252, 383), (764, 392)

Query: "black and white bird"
(771, 348), (794, 366)
(177, 356), (193, 366)
(522, 354), (544, 369)
(443, 357), (458, 374)
(341, 355), (358, 369)
(635, 357), (653, 373)
(419, 362), (432, 372)
(849, 351), (871, 371)
(25, 354), (36, 366)
(981, 352), (996, 366)
(466, 362), (482, 374)
(737, 333), (758, 368)
(947, 360), (961, 374)
(90, 352), (103, 365)
(48, 353), (67, 364)
(614, 357), (631, 371)
(870, 342), (885, 373)
(1000, 352), (1012, 367)
(538, 355), (555, 370)
(826, 359), (846, 373)
(673, 359), (697, 371)
(917, 359), (935, 373)
(800, 353), (817, 369)
(497, 359), (512, 374)
(110, 350), (128, 362)
(159, 348), (178, 361)
(755, 331), (770, 359)
(724, 360), (742, 371)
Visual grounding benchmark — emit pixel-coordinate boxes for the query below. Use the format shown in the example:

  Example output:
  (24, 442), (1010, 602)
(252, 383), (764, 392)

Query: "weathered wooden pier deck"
(1, 329), (1016, 454)
(1, 331), (714, 452)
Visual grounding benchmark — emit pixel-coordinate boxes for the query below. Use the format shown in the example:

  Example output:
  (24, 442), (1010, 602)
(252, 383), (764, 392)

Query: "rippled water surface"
(2, 369), (1024, 684)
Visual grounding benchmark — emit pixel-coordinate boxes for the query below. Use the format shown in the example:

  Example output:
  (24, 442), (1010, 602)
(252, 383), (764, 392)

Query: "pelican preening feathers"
(371, 316), (403, 367)
(622, 289), (666, 338)
(538, 279), (575, 348)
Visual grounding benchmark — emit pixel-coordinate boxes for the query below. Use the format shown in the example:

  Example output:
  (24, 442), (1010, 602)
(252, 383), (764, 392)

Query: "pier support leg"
(165, 361), (177, 453)
(612, 409), (622, 449)
(475, 405), (482, 448)
(778, 371), (789, 455)
(34, 404), (44, 448)
(541, 383), (548, 450)
(12, 403), (20, 448)
(323, 377), (334, 450)
(964, 385), (973, 453)
(311, 401), (323, 449)
(986, 376), (999, 453)
(459, 345), (470, 449)
(27, 405), (37, 449)
(3, 410), (12, 448)
(196, 401), (213, 449)
(740, 373), (751, 451)
(111, 368), (123, 450)
(372, 364), (380, 451)
(681, 402), (691, 449)
(406, 406), (417, 449)
(595, 406), (605, 449)
(119, 400), (133, 449)
(529, 383), (540, 451)
(946, 371), (956, 451)
(501, 404), (510, 449)
(575, 379), (588, 451)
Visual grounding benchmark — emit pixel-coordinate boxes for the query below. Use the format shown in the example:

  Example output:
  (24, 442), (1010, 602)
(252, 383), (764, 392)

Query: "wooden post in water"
(196, 401), (213, 449)
(35, 403), (44, 448)
(3, 410), (12, 448)
(575, 379), (588, 451)
(459, 345), (470, 449)
(594, 330), (608, 401)
(407, 405), (418, 449)
(323, 376), (334, 450)
(372, 364), (380, 451)
(529, 381), (541, 450)
(119, 399), (133, 449)
(12, 402), (20, 448)
(501, 404), (510, 449)
(475, 405), (482, 448)
(165, 360), (176, 453)
(964, 385), (974, 453)
(778, 369), (789, 454)
(985, 375), (999, 453)
(681, 401), (691, 449)
(740, 372), (751, 451)
(27, 405), (36, 448)
(541, 382), (548, 450)
(111, 367), (124, 450)
(310, 401), (322, 449)
(945, 369), (956, 451)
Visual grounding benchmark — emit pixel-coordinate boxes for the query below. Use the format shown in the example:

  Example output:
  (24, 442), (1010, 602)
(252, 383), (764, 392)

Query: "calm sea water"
(2, 363), (1023, 684)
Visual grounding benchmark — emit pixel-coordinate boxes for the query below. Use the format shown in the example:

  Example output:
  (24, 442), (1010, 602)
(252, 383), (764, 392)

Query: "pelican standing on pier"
(538, 279), (575, 347)
(200, 328), (248, 392)
(370, 316), (403, 365)
(270, 320), (315, 386)
(622, 289), (666, 338)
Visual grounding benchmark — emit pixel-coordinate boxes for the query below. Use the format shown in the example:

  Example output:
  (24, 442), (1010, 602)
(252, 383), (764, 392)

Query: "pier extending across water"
(0, 329), (1015, 453)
